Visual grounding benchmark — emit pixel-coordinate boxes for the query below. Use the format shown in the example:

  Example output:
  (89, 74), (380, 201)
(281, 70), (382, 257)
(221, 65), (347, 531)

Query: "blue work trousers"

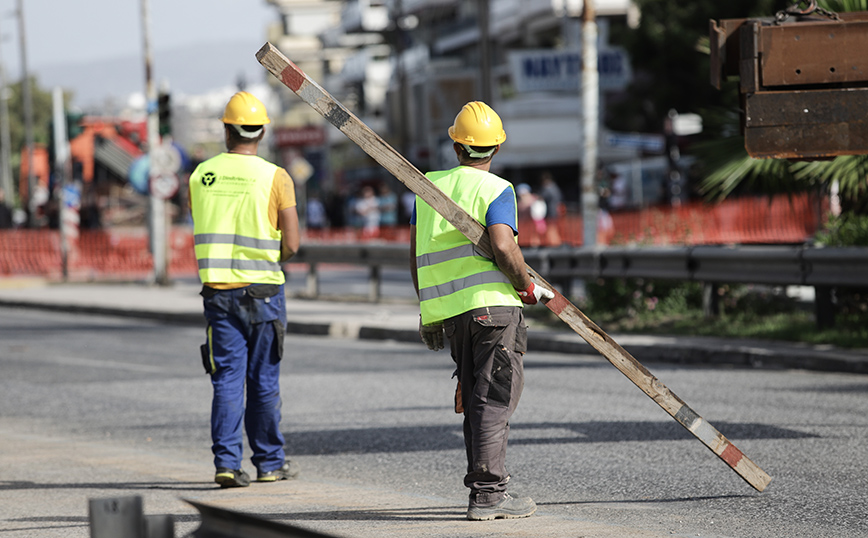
(202, 283), (287, 473)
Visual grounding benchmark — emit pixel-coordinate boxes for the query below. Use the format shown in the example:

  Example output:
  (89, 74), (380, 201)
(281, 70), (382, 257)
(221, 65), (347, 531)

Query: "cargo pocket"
(246, 284), (282, 324)
(487, 347), (512, 407)
(515, 323), (527, 355)
(201, 325), (216, 374)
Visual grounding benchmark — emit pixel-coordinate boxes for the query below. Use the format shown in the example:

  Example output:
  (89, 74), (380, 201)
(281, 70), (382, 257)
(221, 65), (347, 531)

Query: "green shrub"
(715, 284), (800, 318)
(815, 214), (868, 247)
(814, 214), (868, 327)
(584, 277), (703, 320)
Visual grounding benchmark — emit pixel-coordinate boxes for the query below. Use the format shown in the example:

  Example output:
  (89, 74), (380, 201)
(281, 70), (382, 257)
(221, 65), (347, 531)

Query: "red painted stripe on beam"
(546, 292), (568, 315)
(721, 443), (744, 468)
(280, 61), (306, 92)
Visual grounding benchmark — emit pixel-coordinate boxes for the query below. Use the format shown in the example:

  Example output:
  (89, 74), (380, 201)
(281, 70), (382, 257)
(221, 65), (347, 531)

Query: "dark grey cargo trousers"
(444, 305), (527, 505)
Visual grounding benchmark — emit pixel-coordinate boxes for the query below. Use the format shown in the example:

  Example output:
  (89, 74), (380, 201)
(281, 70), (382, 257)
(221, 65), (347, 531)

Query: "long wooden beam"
(256, 42), (772, 493)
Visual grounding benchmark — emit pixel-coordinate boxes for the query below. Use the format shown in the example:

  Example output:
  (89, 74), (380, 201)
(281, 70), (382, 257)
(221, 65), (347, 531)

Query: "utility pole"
(478, 0), (492, 103)
(0, 24), (13, 204)
(394, 0), (409, 157)
(52, 87), (72, 279)
(580, 0), (599, 247)
(17, 0), (35, 227)
(141, 0), (168, 285)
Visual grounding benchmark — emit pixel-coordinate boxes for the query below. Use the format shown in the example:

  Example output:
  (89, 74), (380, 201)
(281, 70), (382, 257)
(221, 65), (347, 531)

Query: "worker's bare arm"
(488, 223), (531, 290)
(278, 206), (300, 262)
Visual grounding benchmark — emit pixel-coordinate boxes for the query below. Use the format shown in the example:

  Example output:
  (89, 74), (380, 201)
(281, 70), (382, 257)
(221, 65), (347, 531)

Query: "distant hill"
(34, 39), (269, 109)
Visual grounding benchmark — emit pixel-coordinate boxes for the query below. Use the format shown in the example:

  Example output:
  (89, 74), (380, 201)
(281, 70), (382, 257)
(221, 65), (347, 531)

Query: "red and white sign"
(273, 126), (326, 147)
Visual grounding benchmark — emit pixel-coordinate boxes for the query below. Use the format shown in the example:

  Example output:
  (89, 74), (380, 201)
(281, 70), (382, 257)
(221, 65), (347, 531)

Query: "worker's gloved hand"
(516, 282), (555, 305)
(419, 317), (445, 351)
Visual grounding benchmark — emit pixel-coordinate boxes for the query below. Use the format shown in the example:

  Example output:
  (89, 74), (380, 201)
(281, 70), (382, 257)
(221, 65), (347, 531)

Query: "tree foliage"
(4, 76), (54, 165)
(607, 0), (779, 133)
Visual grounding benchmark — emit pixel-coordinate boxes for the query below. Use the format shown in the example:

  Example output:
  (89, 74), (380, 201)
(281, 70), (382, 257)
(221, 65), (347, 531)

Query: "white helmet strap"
(462, 144), (495, 159)
(231, 123), (263, 139)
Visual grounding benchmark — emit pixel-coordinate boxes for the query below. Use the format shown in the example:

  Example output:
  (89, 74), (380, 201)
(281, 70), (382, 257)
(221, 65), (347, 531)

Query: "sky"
(0, 0), (277, 106)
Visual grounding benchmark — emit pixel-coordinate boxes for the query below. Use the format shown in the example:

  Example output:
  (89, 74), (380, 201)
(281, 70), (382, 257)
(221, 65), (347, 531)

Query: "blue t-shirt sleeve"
(410, 200), (416, 225)
(486, 186), (517, 233)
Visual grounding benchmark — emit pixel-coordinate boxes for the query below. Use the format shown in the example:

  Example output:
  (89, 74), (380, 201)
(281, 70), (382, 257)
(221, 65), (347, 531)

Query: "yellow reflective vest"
(415, 166), (521, 325)
(189, 153), (284, 285)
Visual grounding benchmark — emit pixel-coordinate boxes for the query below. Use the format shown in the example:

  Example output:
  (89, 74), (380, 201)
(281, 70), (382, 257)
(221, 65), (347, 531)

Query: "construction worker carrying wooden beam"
(410, 101), (554, 521)
(189, 91), (301, 488)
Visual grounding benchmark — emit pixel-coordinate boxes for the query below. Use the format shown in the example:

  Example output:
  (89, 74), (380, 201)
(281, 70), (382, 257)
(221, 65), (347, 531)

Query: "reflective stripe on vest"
(190, 153), (284, 285)
(418, 270), (511, 302)
(416, 244), (511, 301)
(415, 166), (521, 324)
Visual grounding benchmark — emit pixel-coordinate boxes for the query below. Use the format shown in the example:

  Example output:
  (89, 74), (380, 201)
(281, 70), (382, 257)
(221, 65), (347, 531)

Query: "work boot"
(467, 492), (537, 521)
(257, 459), (301, 482)
(214, 467), (250, 488)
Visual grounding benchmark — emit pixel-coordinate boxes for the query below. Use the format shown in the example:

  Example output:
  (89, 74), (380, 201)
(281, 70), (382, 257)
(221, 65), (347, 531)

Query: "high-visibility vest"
(189, 153), (284, 285)
(415, 166), (521, 324)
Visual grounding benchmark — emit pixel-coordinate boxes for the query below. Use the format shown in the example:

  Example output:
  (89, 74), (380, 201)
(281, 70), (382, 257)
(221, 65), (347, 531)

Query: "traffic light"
(158, 91), (171, 137)
(67, 111), (84, 140)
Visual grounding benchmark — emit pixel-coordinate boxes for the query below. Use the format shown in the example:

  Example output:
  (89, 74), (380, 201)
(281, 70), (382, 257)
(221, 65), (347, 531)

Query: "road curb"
(3, 298), (867, 375)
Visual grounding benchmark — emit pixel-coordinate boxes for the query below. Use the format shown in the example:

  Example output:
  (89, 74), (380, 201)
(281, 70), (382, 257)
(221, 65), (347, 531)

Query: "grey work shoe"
(215, 467), (250, 488)
(467, 492), (537, 521)
(257, 459), (301, 482)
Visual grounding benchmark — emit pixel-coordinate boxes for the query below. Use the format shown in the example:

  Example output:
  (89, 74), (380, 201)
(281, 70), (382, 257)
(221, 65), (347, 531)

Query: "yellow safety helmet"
(221, 91), (271, 125)
(448, 101), (506, 147)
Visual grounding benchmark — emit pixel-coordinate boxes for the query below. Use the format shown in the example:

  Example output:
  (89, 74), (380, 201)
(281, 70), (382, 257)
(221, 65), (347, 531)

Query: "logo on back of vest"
(201, 172), (217, 187)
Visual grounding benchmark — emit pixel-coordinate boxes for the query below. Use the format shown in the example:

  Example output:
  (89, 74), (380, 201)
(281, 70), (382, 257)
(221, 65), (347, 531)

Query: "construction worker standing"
(409, 101), (554, 520)
(189, 91), (300, 488)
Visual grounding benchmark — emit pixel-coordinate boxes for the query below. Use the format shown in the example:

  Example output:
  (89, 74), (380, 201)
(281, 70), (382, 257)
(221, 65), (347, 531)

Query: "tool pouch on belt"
(200, 285), (219, 299)
(200, 341), (214, 374)
(246, 283), (280, 299)
(455, 380), (463, 414)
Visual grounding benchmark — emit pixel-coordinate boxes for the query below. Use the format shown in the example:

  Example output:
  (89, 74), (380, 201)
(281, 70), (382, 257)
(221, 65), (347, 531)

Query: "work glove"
(516, 281), (555, 305)
(419, 317), (445, 351)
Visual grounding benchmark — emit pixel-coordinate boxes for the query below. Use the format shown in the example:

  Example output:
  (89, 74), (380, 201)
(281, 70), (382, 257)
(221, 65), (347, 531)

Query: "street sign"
(288, 156), (314, 185)
(151, 142), (182, 175)
(604, 132), (665, 153)
(508, 47), (632, 93)
(150, 173), (179, 200)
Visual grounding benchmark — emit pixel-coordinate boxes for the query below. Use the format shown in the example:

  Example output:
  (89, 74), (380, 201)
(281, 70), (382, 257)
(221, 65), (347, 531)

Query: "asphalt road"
(1, 308), (867, 538)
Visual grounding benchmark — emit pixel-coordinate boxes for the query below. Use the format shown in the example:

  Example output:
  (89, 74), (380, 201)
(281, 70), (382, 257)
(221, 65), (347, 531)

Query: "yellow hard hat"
(448, 101), (506, 146)
(221, 91), (271, 125)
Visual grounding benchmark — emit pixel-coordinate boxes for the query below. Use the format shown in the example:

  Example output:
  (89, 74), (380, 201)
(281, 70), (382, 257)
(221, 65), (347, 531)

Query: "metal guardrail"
(293, 243), (867, 327)
(293, 243), (868, 298)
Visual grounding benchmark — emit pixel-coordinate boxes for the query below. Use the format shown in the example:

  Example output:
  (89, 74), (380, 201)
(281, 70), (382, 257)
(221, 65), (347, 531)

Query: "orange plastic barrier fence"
(0, 228), (201, 280)
(519, 192), (826, 247)
(0, 193), (828, 280)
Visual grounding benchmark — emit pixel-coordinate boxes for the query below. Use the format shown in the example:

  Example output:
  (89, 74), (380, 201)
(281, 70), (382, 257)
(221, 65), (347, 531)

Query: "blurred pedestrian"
(306, 195), (328, 237)
(378, 183), (398, 239)
(378, 184), (397, 226)
(354, 185), (380, 239)
(188, 92), (301, 488)
(410, 101), (553, 521)
(0, 188), (13, 229)
(539, 172), (562, 246)
(400, 189), (416, 223)
(597, 186), (615, 245)
(516, 183), (546, 247)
